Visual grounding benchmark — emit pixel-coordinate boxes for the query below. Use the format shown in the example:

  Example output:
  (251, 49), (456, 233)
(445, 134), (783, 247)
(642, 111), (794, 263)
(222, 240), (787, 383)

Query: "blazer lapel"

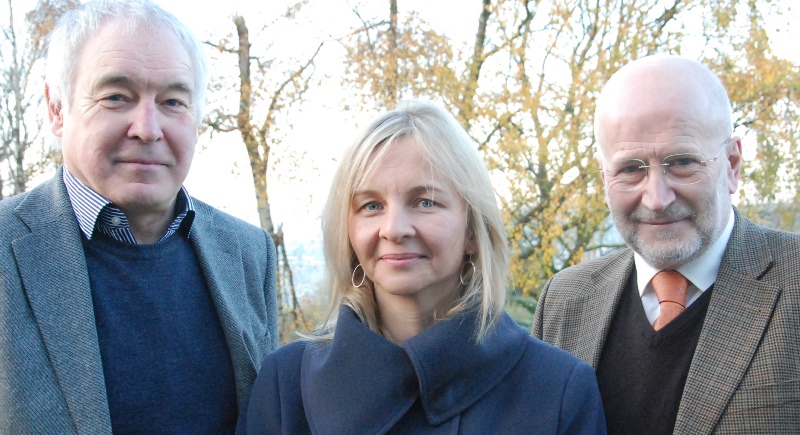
(13, 174), (112, 434)
(189, 211), (257, 408)
(566, 250), (634, 367)
(586, 251), (634, 367)
(674, 212), (781, 435)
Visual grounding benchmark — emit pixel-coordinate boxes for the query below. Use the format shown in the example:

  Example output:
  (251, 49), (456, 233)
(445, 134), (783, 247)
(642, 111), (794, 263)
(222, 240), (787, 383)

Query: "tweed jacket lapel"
(189, 208), (258, 409)
(674, 211), (781, 435)
(581, 250), (635, 367)
(12, 172), (112, 434)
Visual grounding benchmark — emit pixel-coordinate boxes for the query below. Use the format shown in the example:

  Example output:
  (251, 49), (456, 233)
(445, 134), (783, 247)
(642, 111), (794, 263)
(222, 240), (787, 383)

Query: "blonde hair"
(316, 100), (509, 342)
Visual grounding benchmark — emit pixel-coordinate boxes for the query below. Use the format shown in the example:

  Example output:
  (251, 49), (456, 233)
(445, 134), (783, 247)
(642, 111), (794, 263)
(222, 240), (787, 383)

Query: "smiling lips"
(380, 253), (425, 265)
(118, 159), (169, 167)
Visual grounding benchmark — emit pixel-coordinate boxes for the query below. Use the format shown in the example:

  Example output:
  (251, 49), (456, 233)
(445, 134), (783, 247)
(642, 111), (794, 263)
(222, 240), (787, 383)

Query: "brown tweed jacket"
(532, 208), (800, 434)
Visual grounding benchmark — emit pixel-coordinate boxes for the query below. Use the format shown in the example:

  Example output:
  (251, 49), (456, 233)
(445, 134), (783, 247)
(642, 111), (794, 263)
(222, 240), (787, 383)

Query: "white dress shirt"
(634, 209), (735, 324)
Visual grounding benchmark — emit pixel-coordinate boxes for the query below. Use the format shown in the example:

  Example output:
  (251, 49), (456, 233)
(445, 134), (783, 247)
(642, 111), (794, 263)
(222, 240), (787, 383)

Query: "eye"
(617, 162), (645, 175)
(361, 202), (381, 211)
(418, 198), (436, 208)
(164, 99), (185, 108)
(666, 155), (702, 167)
(105, 94), (125, 102)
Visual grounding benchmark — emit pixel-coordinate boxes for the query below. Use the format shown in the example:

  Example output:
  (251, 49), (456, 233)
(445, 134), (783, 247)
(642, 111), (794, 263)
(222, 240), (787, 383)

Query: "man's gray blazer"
(0, 168), (279, 434)
(532, 208), (800, 434)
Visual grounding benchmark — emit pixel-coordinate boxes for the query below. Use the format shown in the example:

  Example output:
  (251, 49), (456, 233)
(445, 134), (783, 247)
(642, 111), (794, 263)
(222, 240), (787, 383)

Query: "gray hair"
(45, 0), (208, 117)
(317, 100), (510, 341)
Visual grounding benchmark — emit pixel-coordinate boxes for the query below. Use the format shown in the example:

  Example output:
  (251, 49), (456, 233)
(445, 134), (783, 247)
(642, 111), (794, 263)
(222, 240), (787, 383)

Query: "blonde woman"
(238, 101), (606, 434)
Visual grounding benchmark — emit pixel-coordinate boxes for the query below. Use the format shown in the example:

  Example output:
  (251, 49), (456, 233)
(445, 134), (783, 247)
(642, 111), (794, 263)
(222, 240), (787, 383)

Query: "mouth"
(379, 253), (424, 266)
(118, 159), (169, 167)
(639, 219), (685, 226)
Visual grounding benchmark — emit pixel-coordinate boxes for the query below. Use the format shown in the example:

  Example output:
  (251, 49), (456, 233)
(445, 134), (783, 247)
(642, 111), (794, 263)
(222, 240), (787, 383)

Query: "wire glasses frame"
(601, 139), (730, 192)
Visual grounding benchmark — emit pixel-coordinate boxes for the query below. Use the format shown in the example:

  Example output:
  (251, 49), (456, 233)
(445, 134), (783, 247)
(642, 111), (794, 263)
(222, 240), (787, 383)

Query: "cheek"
(166, 124), (198, 160)
(606, 191), (638, 214)
(347, 220), (370, 260)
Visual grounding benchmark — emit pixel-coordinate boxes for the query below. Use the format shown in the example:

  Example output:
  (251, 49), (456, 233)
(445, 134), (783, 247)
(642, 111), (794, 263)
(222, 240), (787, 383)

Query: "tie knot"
(651, 270), (688, 307)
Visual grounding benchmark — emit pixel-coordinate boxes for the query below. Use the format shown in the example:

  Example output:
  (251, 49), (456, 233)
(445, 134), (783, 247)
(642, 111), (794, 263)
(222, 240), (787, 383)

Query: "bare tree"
(205, 10), (324, 343)
(0, 0), (78, 199)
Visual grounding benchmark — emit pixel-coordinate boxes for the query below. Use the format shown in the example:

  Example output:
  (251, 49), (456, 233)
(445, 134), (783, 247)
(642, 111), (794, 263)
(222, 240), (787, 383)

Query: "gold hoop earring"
(460, 256), (475, 285)
(351, 264), (366, 288)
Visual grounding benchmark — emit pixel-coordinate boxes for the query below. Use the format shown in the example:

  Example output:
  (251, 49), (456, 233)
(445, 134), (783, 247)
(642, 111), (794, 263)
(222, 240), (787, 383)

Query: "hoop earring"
(351, 264), (366, 288)
(460, 256), (475, 285)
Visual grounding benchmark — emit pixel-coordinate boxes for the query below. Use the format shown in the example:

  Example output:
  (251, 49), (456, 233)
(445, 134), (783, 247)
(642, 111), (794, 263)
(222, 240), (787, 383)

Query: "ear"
(596, 153), (611, 206)
(726, 136), (742, 194)
(45, 84), (64, 138)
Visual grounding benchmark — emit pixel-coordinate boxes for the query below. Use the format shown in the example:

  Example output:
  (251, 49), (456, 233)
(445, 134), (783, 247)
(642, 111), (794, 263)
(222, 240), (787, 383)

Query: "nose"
(639, 167), (676, 212)
(379, 205), (415, 242)
(128, 102), (163, 144)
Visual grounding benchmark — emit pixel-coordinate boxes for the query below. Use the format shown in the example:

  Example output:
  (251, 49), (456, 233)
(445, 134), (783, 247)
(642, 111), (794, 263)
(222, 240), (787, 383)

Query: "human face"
(348, 137), (471, 314)
(599, 112), (741, 270)
(48, 22), (198, 217)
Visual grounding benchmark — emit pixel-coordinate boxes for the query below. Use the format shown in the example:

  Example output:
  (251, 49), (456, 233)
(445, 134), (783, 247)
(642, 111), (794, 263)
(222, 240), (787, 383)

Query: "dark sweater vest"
(83, 232), (237, 434)
(596, 271), (713, 435)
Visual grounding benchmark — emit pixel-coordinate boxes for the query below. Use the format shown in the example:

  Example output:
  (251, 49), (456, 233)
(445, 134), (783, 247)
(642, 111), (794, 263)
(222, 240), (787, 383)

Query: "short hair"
(45, 0), (208, 117)
(317, 100), (510, 341)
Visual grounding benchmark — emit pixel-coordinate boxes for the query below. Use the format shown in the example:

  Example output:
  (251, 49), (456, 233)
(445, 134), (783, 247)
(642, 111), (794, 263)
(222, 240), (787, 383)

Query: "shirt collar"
(635, 208), (735, 293)
(62, 166), (195, 242)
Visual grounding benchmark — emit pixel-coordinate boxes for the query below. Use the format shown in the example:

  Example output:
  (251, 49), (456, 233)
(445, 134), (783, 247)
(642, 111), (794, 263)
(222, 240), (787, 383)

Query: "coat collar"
(301, 306), (528, 432)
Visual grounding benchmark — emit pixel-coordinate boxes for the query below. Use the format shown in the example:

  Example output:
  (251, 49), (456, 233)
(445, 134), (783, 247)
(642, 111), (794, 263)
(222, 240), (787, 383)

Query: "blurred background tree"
(4, 0), (797, 337)
(0, 0), (78, 199)
(339, 0), (799, 328)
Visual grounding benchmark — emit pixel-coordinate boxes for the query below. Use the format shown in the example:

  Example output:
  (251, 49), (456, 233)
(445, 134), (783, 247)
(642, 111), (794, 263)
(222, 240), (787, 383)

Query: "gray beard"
(611, 180), (728, 270)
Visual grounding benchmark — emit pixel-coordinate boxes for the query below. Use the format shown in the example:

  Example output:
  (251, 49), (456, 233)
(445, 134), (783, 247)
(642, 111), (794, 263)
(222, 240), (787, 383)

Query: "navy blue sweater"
(84, 232), (237, 434)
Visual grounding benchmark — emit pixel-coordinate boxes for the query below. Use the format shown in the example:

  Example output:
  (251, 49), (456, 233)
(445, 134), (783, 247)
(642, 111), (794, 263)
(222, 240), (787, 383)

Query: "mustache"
(628, 202), (696, 223)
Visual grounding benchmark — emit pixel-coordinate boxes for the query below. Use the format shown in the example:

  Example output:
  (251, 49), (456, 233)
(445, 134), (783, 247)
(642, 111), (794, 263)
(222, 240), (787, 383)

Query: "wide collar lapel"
(675, 210), (781, 435)
(189, 207), (257, 408)
(578, 249), (634, 367)
(404, 310), (528, 425)
(301, 306), (418, 434)
(13, 171), (112, 434)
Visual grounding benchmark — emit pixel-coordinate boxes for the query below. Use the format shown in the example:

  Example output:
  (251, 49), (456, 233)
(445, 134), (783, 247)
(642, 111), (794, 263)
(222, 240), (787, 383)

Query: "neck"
(123, 206), (175, 244)
(375, 287), (458, 345)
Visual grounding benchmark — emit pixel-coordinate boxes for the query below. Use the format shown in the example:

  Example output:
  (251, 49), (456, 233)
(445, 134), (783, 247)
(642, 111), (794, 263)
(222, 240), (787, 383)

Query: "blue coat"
(239, 305), (606, 434)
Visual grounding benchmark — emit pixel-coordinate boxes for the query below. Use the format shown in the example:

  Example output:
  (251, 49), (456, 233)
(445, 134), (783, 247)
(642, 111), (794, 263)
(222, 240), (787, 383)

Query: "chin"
(635, 237), (702, 269)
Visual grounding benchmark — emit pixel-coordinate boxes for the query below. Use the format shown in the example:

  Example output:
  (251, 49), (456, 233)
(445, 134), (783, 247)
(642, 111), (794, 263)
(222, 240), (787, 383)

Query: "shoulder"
(731, 213), (800, 280)
(551, 248), (631, 281)
(240, 341), (311, 434)
(0, 176), (65, 241)
(497, 335), (605, 432)
(191, 197), (265, 235)
(190, 197), (275, 255)
(0, 191), (29, 233)
(517, 334), (593, 376)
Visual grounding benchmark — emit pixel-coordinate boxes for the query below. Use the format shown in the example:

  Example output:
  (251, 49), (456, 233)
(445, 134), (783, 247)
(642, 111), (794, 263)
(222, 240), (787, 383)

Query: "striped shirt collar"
(62, 167), (195, 244)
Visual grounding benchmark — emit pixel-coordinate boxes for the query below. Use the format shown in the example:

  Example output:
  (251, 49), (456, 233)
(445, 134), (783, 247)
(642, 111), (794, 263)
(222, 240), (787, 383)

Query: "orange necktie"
(651, 270), (689, 331)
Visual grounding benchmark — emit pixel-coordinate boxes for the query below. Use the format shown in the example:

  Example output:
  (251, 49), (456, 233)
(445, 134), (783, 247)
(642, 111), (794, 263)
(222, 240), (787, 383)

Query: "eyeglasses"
(601, 139), (729, 192)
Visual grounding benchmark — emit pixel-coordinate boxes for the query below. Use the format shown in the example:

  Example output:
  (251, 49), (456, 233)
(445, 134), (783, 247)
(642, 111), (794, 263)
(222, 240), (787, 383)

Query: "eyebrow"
(92, 74), (194, 95)
(351, 184), (447, 202)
